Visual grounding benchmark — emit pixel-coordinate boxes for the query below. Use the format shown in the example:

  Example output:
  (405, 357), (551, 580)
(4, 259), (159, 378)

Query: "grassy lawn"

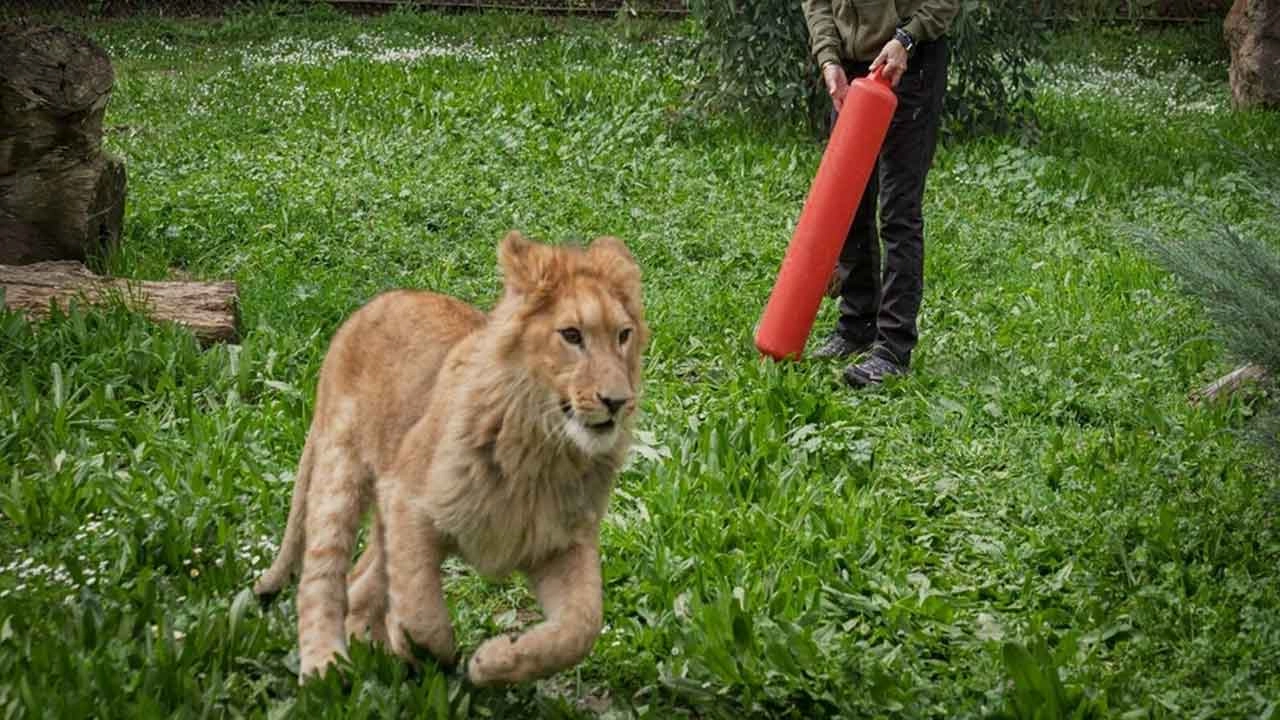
(2, 7), (1278, 718)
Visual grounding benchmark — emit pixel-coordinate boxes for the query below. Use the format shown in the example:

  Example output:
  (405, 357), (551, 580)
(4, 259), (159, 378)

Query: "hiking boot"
(811, 333), (873, 360)
(843, 353), (908, 388)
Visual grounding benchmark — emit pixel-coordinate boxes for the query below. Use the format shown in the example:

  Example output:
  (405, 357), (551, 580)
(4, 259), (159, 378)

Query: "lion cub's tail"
(253, 435), (316, 605)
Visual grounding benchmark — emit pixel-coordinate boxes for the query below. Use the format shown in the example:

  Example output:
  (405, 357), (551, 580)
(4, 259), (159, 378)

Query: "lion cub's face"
(497, 231), (647, 457)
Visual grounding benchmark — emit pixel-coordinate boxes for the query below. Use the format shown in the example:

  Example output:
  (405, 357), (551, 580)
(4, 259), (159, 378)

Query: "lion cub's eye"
(618, 328), (633, 345)
(559, 327), (584, 346)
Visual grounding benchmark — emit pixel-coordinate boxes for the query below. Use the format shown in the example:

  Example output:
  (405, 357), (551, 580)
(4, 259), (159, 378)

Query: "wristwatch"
(895, 19), (916, 55)
(896, 15), (916, 54)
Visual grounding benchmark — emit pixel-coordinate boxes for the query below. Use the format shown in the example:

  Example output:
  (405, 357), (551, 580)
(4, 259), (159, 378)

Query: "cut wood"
(1190, 363), (1270, 403)
(1, 261), (240, 344)
(0, 152), (127, 264)
(0, 22), (115, 171)
(0, 23), (127, 264)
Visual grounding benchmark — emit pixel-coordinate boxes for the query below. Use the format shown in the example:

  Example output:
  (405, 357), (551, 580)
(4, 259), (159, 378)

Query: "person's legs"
(847, 38), (948, 384)
(834, 161), (881, 346)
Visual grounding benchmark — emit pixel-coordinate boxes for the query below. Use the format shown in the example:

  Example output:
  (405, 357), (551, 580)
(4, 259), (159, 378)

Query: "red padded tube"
(754, 69), (897, 361)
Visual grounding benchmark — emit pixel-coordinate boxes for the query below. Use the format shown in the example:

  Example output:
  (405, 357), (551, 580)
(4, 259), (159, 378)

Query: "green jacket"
(801, 0), (960, 65)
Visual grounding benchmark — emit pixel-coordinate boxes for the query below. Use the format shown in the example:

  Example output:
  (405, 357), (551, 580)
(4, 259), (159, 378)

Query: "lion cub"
(253, 231), (647, 686)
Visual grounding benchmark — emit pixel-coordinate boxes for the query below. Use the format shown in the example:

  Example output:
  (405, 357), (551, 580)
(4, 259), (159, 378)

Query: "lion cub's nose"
(598, 394), (629, 416)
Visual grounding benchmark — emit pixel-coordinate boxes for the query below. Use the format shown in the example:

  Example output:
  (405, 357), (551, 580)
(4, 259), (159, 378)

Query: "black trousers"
(830, 37), (948, 367)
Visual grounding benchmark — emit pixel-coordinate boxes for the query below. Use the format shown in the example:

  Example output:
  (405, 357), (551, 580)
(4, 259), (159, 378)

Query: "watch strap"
(894, 26), (916, 54)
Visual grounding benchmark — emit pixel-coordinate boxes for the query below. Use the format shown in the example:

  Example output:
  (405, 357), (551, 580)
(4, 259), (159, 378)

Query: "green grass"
(2, 6), (1279, 718)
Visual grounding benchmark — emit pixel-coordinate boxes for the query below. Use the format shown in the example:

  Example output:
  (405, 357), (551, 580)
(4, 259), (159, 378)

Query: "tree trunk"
(0, 23), (127, 264)
(1225, 0), (1280, 109)
(1, 261), (241, 344)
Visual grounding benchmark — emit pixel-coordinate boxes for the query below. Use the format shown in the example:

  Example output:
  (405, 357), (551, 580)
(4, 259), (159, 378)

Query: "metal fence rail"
(0, 0), (1231, 21)
(322, 0), (689, 15)
(1, 0), (689, 20)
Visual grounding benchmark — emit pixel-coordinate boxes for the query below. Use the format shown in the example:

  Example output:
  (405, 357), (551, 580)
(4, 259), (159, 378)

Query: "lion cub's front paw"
(298, 644), (349, 686)
(385, 614), (458, 671)
(466, 633), (524, 686)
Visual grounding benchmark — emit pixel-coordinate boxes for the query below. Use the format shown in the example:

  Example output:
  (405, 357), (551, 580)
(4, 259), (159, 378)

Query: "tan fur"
(253, 231), (647, 686)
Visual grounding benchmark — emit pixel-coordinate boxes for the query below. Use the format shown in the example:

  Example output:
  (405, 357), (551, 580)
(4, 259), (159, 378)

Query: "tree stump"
(1, 261), (241, 344)
(0, 23), (127, 264)
(1225, 0), (1280, 110)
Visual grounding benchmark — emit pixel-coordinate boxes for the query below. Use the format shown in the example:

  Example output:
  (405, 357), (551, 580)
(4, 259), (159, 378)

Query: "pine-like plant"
(1129, 154), (1280, 451)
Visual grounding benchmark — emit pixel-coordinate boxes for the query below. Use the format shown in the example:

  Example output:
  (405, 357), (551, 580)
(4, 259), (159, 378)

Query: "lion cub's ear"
(498, 230), (561, 295)
(586, 235), (642, 299)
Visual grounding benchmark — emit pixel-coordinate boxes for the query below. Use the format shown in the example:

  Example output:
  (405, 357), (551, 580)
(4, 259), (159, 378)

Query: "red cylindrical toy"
(754, 69), (898, 361)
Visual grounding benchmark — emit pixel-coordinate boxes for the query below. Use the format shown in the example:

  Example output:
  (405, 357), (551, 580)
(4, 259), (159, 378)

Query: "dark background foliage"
(685, 0), (1049, 142)
(684, 0), (824, 131)
(943, 0), (1045, 140)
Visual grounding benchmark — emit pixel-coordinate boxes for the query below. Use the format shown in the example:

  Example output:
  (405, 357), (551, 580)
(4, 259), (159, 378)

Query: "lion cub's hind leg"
(466, 542), (603, 687)
(295, 441), (368, 681)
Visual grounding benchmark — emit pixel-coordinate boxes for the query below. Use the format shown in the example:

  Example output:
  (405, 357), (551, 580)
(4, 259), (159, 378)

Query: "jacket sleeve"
(904, 0), (960, 44)
(801, 0), (844, 69)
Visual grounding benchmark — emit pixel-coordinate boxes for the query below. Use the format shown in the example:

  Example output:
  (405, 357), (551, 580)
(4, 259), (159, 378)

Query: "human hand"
(822, 62), (849, 112)
(869, 38), (908, 86)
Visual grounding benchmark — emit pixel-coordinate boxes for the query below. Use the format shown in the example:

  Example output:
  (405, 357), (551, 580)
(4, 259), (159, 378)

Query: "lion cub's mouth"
(560, 402), (617, 434)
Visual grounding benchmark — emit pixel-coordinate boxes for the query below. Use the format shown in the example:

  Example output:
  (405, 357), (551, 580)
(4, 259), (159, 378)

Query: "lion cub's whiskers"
(534, 400), (573, 456)
(495, 374), (576, 456)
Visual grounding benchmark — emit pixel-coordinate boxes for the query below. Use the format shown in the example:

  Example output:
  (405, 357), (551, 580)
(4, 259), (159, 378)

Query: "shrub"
(684, 0), (825, 130)
(1132, 158), (1280, 379)
(943, 0), (1044, 139)
(1129, 152), (1280, 453)
(686, 0), (1045, 140)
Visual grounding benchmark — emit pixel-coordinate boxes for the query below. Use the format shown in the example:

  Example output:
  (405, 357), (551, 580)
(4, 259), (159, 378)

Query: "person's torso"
(832, 0), (925, 61)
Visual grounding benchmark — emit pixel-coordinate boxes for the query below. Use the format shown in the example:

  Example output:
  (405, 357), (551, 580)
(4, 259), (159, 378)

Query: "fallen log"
(1190, 363), (1270, 404)
(0, 261), (240, 344)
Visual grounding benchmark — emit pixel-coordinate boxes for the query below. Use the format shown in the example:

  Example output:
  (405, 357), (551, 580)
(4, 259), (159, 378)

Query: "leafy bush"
(943, 0), (1044, 139)
(684, 0), (825, 131)
(686, 0), (1044, 140)
(1035, 0), (1229, 21)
